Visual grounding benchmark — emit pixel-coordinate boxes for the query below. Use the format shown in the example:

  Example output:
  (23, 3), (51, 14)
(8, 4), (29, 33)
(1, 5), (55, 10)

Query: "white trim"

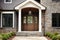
(1, 13), (2, 28)
(16, 0), (45, 32)
(15, 0), (45, 10)
(1, 11), (14, 28)
(39, 9), (42, 32)
(4, 0), (12, 3)
(18, 9), (42, 32)
(18, 9), (21, 32)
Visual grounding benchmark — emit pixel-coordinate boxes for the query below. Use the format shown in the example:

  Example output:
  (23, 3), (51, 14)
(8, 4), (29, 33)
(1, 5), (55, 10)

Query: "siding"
(0, 0), (26, 10)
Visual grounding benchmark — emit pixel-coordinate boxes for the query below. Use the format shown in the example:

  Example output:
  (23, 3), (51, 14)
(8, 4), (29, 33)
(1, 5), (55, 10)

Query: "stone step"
(16, 31), (43, 36)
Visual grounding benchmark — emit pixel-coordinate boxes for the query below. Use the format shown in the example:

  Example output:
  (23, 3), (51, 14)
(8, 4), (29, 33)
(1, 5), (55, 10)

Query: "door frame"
(18, 8), (42, 32)
(21, 8), (39, 31)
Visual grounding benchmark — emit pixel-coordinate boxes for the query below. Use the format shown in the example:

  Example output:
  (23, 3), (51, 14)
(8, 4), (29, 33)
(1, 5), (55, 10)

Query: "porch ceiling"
(15, 0), (46, 10)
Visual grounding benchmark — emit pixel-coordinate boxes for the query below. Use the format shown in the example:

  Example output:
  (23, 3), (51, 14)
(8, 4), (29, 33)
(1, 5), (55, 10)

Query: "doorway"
(21, 8), (39, 31)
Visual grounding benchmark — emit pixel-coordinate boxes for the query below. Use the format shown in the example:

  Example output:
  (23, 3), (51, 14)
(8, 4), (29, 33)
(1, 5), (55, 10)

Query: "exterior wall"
(42, 10), (45, 34)
(0, 0), (60, 33)
(41, 0), (60, 33)
(0, 11), (18, 33)
(0, 0), (25, 10)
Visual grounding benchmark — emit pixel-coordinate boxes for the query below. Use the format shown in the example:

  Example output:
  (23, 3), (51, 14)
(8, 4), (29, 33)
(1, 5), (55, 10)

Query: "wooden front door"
(21, 8), (39, 31)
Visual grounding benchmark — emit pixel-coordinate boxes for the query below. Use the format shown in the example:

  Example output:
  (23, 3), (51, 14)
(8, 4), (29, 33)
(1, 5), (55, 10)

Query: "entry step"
(16, 31), (43, 36)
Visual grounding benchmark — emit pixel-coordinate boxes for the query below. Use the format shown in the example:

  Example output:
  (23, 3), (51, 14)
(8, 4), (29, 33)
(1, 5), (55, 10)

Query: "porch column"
(18, 9), (21, 32)
(39, 9), (42, 32)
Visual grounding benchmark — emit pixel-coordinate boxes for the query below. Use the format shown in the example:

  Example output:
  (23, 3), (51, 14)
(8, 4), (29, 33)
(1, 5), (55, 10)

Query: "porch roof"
(15, 0), (46, 10)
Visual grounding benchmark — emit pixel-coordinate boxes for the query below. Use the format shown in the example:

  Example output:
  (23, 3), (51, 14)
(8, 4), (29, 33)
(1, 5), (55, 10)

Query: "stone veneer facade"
(41, 0), (60, 33)
(0, 0), (60, 34)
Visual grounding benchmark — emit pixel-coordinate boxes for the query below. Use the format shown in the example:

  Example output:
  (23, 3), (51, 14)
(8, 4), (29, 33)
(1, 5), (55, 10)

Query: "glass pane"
(35, 17), (37, 23)
(27, 16), (33, 24)
(23, 16), (26, 24)
(2, 14), (13, 27)
(52, 14), (57, 27)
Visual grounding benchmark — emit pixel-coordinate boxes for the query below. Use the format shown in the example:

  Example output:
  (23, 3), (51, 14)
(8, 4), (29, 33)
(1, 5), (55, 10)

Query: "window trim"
(4, 0), (12, 3)
(1, 11), (14, 28)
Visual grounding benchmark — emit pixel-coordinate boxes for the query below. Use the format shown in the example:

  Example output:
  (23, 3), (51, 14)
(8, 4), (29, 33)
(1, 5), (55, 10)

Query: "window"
(52, 13), (60, 27)
(4, 0), (12, 3)
(27, 16), (33, 24)
(35, 17), (37, 23)
(35, 0), (40, 3)
(23, 16), (26, 24)
(1, 12), (14, 28)
(2, 14), (13, 27)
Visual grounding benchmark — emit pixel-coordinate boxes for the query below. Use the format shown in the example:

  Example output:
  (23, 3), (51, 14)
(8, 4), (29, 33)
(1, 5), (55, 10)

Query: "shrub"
(0, 32), (15, 40)
(56, 35), (60, 40)
(52, 35), (57, 40)
(1, 33), (5, 36)
(2, 34), (8, 40)
(5, 34), (10, 39)
(49, 33), (54, 38)
(54, 32), (59, 36)
(8, 33), (12, 37)
(45, 32), (58, 40)
(0, 35), (2, 40)
(45, 32), (51, 37)
(10, 32), (16, 36)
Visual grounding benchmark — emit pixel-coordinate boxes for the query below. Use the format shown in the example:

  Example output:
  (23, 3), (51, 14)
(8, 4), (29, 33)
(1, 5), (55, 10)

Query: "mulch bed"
(8, 36), (16, 40)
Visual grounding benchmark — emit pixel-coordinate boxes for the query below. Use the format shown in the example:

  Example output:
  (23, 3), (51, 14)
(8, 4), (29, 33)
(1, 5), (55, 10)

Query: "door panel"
(27, 16), (34, 31)
(22, 16), (38, 31)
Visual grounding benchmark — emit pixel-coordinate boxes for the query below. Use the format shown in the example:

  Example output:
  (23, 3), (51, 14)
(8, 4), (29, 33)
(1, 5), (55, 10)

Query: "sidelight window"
(23, 16), (26, 24)
(35, 17), (37, 23)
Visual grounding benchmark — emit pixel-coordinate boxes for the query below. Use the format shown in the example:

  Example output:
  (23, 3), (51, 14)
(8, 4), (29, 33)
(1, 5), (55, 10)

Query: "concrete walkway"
(12, 36), (48, 40)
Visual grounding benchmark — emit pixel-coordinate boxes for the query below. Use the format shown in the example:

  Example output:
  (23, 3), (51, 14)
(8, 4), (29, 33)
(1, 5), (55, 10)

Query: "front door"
(21, 8), (39, 31)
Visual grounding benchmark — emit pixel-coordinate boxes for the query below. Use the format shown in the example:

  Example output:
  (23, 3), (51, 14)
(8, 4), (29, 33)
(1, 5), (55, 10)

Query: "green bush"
(10, 32), (16, 36)
(45, 32), (51, 37)
(56, 35), (60, 40)
(5, 34), (10, 39)
(7, 33), (12, 37)
(2, 34), (8, 40)
(49, 33), (54, 38)
(0, 35), (2, 40)
(45, 32), (60, 40)
(0, 32), (15, 40)
(1, 33), (5, 36)
(52, 35), (57, 40)
(54, 32), (59, 36)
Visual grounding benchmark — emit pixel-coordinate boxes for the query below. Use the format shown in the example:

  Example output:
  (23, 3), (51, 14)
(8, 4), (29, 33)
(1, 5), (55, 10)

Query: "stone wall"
(41, 0), (60, 33)
(0, 28), (17, 33)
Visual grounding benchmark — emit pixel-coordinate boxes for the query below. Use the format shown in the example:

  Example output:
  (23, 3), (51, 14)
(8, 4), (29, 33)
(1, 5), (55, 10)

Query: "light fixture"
(29, 11), (32, 15)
